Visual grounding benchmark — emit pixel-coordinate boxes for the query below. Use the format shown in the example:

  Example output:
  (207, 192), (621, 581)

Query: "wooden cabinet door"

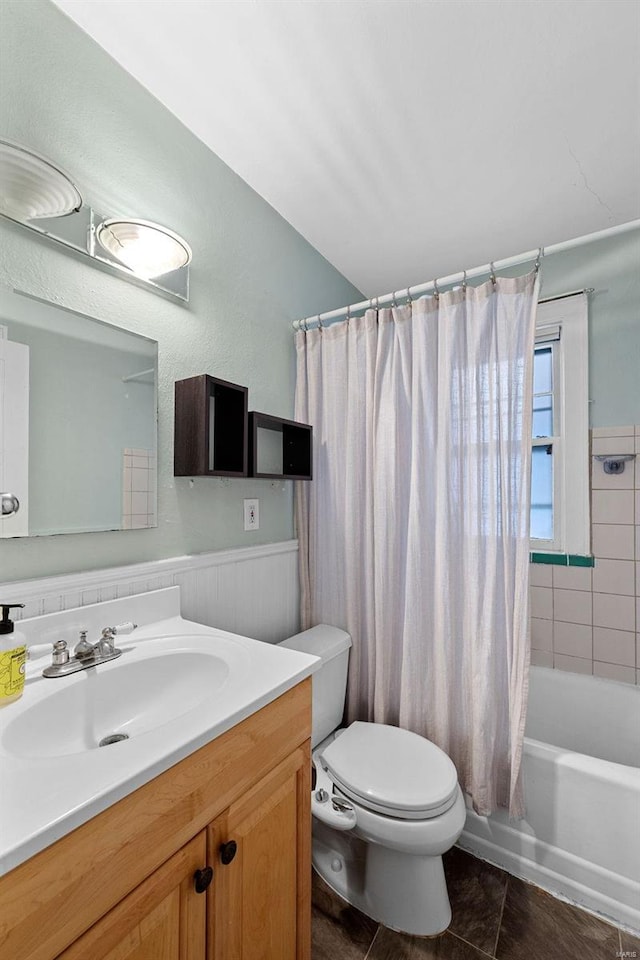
(57, 833), (208, 960)
(209, 744), (311, 960)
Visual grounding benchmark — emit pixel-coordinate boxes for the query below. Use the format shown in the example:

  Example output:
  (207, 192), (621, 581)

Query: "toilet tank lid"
(280, 624), (351, 663)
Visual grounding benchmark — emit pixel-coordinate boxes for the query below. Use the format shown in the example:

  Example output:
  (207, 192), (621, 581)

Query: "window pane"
(533, 345), (553, 438)
(534, 346), (552, 394)
(533, 394), (553, 437)
(531, 444), (553, 540)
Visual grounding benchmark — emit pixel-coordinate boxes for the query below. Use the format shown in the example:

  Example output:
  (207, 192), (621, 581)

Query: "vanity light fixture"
(0, 139), (82, 221)
(0, 139), (191, 301)
(95, 218), (192, 280)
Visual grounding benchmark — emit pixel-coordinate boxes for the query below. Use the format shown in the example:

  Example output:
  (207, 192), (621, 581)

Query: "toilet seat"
(320, 722), (459, 821)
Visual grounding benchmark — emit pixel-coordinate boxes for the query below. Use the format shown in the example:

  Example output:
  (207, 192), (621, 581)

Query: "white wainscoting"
(5, 540), (300, 644)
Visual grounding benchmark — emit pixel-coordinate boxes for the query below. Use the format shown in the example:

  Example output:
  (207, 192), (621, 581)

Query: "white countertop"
(0, 588), (318, 875)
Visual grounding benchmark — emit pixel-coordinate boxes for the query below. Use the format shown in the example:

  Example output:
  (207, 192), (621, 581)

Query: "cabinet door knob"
(219, 840), (238, 865)
(193, 866), (214, 893)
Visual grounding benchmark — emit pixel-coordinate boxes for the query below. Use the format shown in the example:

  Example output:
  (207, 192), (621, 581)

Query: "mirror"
(0, 288), (157, 538)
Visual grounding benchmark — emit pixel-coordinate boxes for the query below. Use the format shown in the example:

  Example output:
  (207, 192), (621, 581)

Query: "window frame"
(531, 338), (561, 551)
(530, 293), (590, 555)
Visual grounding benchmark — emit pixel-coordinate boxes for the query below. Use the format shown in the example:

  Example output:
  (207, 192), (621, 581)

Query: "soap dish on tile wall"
(592, 453), (636, 475)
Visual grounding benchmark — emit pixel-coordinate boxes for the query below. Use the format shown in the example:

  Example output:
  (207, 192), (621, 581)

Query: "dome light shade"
(96, 218), (192, 279)
(0, 139), (82, 220)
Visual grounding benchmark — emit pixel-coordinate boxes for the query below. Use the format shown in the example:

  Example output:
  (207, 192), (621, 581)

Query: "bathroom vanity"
(0, 588), (318, 960)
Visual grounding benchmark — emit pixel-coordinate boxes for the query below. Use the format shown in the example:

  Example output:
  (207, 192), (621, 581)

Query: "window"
(530, 293), (590, 554)
(531, 343), (556, 541)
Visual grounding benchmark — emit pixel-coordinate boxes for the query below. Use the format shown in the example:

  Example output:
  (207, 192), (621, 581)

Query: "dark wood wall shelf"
(249, 412), (313, 480)
(174, 375), (248, 477)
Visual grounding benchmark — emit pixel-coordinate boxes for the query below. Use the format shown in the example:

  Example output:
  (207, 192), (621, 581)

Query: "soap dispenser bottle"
(0, 603), (26, 706)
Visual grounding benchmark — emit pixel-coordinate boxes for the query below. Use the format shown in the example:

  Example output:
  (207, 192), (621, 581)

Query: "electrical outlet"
(243, 498), (259, 531)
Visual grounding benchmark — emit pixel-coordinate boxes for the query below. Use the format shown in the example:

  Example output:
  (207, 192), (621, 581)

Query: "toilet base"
(313, 820), (453, 937)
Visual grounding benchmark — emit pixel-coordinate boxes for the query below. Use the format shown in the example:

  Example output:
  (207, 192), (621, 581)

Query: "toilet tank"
(279, 624), (351, 747)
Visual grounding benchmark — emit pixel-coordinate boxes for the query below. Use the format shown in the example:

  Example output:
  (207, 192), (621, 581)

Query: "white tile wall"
(553, 587), (592, 625)
(530, 649), (553, 668)
(122, 448), (156, 529)
(530, 586), (553, 620)
(593, 627), (635, 666)
(554, 621), (592, 659)
(552, 564), (592, 591)
(530, 424), (640, 684)
(531, 617), (553, 651)
(593, 661), (637, 683)
(553, 653), (593, 675)
(592, 558), (635, 595)
(591, 523), (635, 559)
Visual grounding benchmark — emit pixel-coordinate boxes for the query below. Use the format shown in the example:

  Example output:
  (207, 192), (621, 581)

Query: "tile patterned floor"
(312, 847), (639, 960)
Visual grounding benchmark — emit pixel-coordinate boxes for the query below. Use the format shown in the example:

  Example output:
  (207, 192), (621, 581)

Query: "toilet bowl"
(280, 626), (466, 937)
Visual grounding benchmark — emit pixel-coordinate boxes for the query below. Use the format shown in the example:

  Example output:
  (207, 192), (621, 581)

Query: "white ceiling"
(53, 0), (639, 297)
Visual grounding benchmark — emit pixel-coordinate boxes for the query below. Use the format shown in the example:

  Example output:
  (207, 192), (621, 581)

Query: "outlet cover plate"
(243, 498), (259, 531)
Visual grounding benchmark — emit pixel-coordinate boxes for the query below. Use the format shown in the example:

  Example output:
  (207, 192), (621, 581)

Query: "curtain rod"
(292, 218), (640, 331)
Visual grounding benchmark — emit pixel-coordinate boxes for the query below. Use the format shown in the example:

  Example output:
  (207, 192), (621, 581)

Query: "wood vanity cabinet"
(56, 832), (208, 960)
(210, 747), (306, 960)
(0, 680), (312, 960)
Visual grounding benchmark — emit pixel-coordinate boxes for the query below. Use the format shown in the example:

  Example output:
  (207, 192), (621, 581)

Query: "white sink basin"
(0, 590), (319, 877)
(2, 637), (243, 758)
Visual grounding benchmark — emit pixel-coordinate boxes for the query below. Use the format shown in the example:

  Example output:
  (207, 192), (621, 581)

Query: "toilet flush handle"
(331, 796), (354, 815)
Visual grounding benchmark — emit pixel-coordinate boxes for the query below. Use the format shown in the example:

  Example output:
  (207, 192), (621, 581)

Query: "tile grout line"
(492, 875), (510, 959)
(363, 924), (381, 960)
(447, 929), (497, 960)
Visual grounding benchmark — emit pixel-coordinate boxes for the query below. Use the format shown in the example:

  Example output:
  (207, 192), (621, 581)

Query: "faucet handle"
(109, 622), (138, 636)
(51, 639), (69, 666)
(99, 626), (116, 655)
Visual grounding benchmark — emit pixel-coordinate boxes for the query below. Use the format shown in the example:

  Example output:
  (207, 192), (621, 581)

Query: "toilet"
(280, 624), (466, 937)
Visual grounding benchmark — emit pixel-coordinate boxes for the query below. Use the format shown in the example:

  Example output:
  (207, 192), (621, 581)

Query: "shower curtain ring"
(462, 269), (467, 293)
(406, 287), (412, 305)
(534, 247), (543, 273)
(316, 314), (323, 330)
(345, 304), (351, 325)
(490, 262), (496, 285)
(433, 279), (440, 300)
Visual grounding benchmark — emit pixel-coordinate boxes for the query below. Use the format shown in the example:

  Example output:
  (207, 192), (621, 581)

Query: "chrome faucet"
(74, 627), (117, 660)
(42, 624), (135, 678)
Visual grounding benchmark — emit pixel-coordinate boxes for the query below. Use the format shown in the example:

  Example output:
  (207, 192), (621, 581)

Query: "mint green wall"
(505, 227), (640, 428)
(544, 228), (639, 428)
(0, 0), (363, 583)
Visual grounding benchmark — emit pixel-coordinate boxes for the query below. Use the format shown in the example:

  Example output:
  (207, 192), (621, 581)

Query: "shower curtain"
(295, 271), (539, 817)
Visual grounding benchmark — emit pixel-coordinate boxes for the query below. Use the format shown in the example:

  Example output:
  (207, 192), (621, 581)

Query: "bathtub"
(460, 665), (640, 932)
